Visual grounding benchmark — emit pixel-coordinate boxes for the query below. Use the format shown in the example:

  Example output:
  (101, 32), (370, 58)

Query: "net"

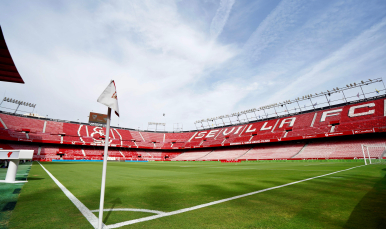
(361, 144), (386, 165)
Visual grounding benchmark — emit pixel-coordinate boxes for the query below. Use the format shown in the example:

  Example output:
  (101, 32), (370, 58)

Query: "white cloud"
(0, 0), (238, 130)
(243, 0), (308, 60)
(0, 0), (385, 131)
(210, 0), (235, 40)
(264, 17), (386, 104)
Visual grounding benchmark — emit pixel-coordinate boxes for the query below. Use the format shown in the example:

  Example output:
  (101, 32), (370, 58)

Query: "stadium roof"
(0, 25), (24, 84)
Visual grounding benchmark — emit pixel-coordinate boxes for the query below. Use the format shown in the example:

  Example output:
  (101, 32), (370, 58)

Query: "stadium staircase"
(235, 147), (254, 159)
(290, 143), (309, 158)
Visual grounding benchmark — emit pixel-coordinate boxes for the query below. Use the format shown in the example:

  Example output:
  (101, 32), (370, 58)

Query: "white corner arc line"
(38, 162), (105, 229)
(107, 165), (364, 228)
(91, 208), (165, 215)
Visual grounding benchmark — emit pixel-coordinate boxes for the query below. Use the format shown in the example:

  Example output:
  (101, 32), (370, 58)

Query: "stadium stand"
(200, 146), (251, 160)
(0, 96), (385, 161)
(172, 149), (213, 161)
(239, 142), (305, 160)
(293, 135), (386, 159)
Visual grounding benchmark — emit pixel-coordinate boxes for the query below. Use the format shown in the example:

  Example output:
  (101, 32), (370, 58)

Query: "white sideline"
(107, 165), (364, 228)
(38, 162), (105, 229)
(91, 208), (166, 215)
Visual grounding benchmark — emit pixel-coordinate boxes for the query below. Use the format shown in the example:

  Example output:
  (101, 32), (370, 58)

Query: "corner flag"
(97, 80), (120, 229)
(97, 80), (120, 117)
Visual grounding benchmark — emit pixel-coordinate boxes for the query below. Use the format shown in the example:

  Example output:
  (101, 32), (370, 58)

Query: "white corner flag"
(97, 80), (120, 117)
(97, 80), (120, 229)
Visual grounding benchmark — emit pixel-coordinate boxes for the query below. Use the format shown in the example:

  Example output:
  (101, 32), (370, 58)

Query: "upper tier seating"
(45, 120), (63, 134)
(140, 132), (164, 143)
(165, 132), (195, 143)
(116, 129), (133, 140)
(0, 113), (45, 132)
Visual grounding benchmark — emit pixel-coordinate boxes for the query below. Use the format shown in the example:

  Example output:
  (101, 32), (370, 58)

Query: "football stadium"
(1, 1), (386, 229)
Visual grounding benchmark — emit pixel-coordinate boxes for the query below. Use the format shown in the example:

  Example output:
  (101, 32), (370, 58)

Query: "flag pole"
(98, 107), (111, 229)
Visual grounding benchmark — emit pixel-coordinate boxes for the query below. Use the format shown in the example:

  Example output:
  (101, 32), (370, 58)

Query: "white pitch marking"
(38, 162), (105, 229)
(107, 165), (364, 228)
(91, 208), (165, 215)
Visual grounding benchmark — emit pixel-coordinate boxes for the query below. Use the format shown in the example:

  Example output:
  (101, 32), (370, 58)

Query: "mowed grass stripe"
(38, 162), (101, 228)
(41, 161), (361, 213)
(121, 163), (386, 229)
(9, 162), (93, 229)
(10, 161), (386, 228)
(107, 164), (364, 228)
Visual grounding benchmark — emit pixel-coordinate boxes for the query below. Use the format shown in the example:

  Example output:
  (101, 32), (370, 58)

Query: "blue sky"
(0, 0), (385, 131)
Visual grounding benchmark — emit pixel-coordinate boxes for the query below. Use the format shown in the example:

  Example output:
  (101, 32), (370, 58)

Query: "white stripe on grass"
(38, 162), (105, 229)
(107, 165), (364, 228)
(91, 208), (165, 215)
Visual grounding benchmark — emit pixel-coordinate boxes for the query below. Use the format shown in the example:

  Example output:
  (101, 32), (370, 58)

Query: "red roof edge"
(0, 25), (24, 84)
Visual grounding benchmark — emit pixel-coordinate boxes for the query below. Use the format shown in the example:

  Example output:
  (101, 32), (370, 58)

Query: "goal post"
(361, 144), (386, 165)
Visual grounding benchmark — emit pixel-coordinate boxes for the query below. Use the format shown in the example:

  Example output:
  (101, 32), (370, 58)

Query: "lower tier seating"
(294, 136), (386, 159)
(200, 146), (251, 160)
(171, 150), (213, 161)
(239, 143), (305, 160)
(1, 133), (385, 161)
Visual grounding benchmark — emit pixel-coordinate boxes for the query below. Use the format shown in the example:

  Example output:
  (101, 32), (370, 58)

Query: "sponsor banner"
(230, 142), (243, 145)
(89, 112), (108, 124)
(324, 132), (344, 137)
(302, 134), (321, 139)
(251, 139), (270, 144)
(353, 129), (374, 134)
(0, 151), (19, 159)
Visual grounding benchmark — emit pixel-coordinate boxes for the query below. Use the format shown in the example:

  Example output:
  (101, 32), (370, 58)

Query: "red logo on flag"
(111, 92), (117, 100)
(7, 152), (12, 157)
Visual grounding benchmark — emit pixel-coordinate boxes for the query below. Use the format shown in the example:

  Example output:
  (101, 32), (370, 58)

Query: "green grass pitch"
(7, 160), (386, 228)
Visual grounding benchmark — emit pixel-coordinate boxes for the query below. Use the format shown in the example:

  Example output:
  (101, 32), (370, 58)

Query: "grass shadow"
(103, 197), (122, 223)
(344, 173), (386, 228)
(25, 177), (45, 180)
